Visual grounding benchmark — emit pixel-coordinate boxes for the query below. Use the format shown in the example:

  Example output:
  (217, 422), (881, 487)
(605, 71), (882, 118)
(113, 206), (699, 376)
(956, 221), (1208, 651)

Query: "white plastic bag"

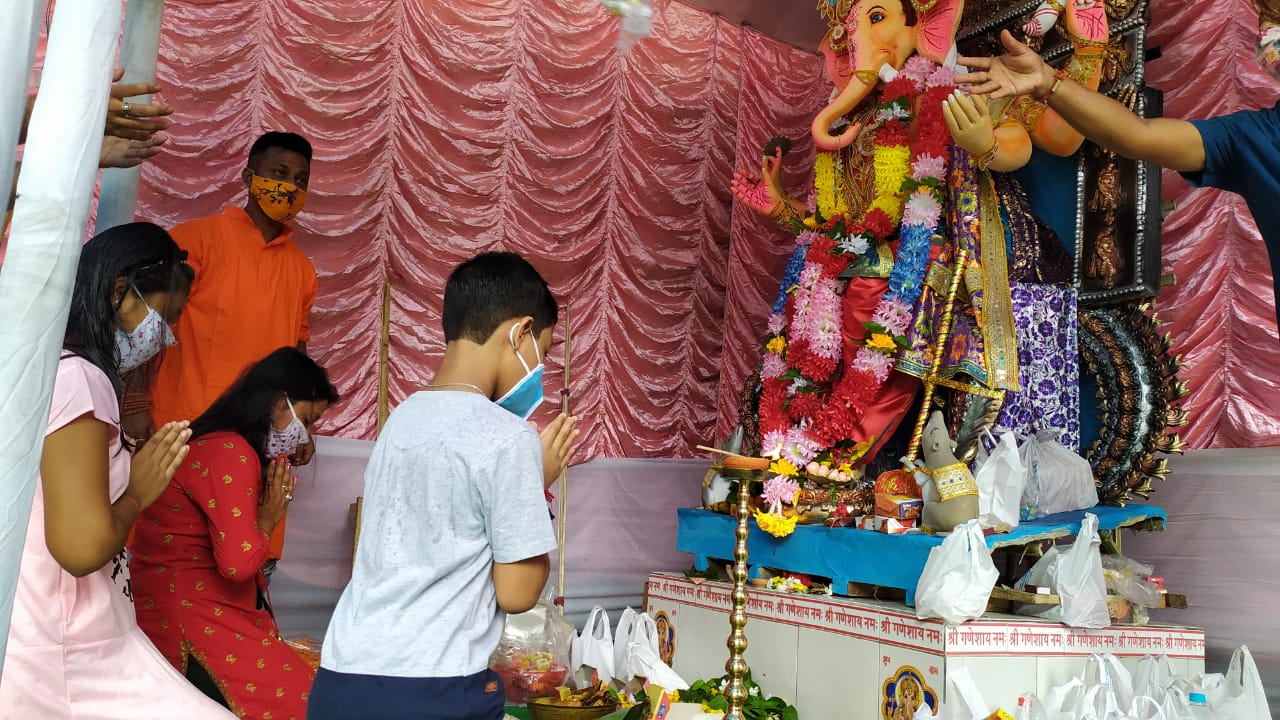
(1046, 677), (1089, 719)
(974, 428), (1026, 531)
(1043, 654), (1137, 719)
(930, 667), (992, 720)
(570, 606), (615, 688)
(1020, 429), (1098, 518)
(1018, 513), (1110, 628)
(1199, 646), (1272, 720)
(1133, 655), (1176, 695)
(1083, 653), (1136, 715)
(915, 520), (999, 625)
(612, 607), (637, 683)
(623, 640), (689, 691)
(612, 609), (660, 688)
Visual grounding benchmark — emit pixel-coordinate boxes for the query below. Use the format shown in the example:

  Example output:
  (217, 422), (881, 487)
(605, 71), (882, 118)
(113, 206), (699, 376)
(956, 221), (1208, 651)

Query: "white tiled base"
(645, 573), (1205, 720)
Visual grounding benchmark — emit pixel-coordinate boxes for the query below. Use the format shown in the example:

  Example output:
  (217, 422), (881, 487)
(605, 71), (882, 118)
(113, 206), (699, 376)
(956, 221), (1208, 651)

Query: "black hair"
(248, 131), (313, 165)
(189, 347), (339, 468)
(901, 0), (918, 27)
(442, 251), (558, 344)
(64, 222), (192, 402)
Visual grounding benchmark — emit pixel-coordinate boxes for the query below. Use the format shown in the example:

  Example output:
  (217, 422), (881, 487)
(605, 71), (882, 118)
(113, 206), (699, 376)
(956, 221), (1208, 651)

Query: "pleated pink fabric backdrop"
(1148, 0), (1280, 447)
(133, 0), (827, 458)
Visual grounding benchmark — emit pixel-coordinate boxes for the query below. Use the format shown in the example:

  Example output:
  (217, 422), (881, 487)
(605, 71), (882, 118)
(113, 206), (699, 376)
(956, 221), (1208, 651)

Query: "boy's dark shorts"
(306, 666), (506, 720)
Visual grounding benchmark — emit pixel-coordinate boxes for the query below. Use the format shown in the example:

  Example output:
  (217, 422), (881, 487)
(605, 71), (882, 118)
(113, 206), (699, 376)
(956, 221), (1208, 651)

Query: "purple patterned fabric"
(996, 283), (1081, 450)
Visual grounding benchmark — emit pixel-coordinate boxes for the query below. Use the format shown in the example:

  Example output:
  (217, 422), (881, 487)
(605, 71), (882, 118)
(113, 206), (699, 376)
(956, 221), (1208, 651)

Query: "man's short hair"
(248, 131), (313, 164)
(442, 252), (558, 344)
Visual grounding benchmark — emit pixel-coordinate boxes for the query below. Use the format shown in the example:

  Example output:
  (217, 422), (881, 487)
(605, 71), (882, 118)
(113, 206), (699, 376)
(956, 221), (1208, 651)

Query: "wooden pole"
(555, 302), (570, 607)
(376, 281), (391, 434)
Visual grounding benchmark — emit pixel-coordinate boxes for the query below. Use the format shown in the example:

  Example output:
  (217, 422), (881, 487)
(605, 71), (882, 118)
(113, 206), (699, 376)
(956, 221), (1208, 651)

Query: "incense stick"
(695, 444), (750, 459)
(555, 302), (570, 610)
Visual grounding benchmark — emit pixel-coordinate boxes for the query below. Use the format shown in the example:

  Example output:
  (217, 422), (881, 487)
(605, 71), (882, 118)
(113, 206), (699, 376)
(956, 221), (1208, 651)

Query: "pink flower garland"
(763, 475), (801, 507)
(790, 264), (844, 364)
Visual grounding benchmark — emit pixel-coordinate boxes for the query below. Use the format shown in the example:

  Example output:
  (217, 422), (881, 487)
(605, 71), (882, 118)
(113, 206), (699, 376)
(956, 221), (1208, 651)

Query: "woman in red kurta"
(131, 348), (338, 720)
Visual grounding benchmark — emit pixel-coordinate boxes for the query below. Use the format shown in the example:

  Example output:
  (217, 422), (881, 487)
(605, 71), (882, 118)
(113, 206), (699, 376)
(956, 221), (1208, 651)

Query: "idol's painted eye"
(870, 10), (886, 23)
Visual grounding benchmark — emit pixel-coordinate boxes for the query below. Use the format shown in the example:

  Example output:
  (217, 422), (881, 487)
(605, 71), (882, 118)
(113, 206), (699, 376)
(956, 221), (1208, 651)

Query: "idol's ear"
(915, 0), (964, 65)
(819, 29), (853, 90)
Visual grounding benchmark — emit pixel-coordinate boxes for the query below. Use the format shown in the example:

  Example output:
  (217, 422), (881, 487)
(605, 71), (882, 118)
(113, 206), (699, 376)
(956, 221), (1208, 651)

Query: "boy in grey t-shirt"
(310, 252), (578, 720)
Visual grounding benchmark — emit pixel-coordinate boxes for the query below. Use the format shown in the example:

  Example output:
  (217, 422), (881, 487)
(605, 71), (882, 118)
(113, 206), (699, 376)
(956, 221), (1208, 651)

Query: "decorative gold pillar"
(718, 456), (769, 720)
(906, 244), (972, 463)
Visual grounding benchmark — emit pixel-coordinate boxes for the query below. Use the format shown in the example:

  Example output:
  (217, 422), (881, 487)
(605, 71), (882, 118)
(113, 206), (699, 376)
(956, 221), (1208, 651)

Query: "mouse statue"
(920, 410), (979, 533)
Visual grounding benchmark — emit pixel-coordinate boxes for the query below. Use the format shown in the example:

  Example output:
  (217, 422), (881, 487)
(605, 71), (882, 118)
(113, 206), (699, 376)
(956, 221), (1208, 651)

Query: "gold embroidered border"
(931, 374), (1006, 400)
(933, 461), (979, 501)
(978, 172), (1020, 392)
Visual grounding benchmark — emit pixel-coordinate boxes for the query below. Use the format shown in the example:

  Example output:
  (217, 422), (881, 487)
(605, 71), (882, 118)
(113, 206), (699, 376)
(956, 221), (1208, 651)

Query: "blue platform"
(676, 505), (1166, 606)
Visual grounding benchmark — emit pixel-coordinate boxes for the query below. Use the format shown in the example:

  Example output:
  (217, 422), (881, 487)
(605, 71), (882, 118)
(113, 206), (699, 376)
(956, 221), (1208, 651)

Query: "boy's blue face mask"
(495, 322), (545, 420)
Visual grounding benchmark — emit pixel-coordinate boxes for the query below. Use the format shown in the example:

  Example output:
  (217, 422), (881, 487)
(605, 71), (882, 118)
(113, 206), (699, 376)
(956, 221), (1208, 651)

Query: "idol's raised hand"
(943, 91), (994, 157)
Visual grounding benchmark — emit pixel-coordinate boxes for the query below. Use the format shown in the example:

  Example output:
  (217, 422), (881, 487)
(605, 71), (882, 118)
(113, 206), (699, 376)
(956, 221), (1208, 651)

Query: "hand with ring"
(256, 456), (296, 535)
(106, 67), (174, 141)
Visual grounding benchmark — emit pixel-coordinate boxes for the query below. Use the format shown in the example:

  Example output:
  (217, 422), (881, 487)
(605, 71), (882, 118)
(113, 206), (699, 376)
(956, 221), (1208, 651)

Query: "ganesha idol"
(730, 0), (1108, 528)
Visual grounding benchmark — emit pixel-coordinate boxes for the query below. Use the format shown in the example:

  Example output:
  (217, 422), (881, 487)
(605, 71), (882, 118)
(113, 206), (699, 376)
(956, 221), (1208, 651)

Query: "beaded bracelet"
(1039, 71), (1066, 103)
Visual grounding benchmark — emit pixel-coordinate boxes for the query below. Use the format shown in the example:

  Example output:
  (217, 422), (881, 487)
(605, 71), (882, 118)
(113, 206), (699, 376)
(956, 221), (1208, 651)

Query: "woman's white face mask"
(115, 286), (176, 373)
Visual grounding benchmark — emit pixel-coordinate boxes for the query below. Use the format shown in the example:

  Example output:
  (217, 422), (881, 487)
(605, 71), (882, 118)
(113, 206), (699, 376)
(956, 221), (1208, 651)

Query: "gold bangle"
(773, 196), (801, 225)
(976, 137), (1000, 171)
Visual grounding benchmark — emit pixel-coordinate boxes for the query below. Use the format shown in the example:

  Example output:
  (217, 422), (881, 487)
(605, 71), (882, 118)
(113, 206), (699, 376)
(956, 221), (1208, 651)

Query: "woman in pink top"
(0, 222), (233, 719)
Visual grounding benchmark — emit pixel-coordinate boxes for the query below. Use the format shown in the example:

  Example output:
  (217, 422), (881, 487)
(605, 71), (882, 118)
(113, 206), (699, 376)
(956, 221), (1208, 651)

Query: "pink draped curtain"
(1148, 0), (1280, 447)
(132, 0), (826, 458)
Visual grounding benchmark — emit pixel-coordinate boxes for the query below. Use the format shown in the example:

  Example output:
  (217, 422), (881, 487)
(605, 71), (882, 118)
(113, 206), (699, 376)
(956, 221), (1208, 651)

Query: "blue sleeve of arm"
(1181, 108), (1278, 194)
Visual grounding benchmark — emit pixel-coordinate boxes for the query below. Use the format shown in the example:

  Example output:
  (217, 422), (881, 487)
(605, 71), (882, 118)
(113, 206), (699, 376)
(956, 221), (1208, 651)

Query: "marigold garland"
(813, 152), (848, 219)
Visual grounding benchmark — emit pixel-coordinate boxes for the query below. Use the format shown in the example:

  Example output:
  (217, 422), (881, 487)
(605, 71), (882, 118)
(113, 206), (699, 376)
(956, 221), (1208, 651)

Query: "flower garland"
(813, 152), (849, 219)
(754, 57), (958, 536)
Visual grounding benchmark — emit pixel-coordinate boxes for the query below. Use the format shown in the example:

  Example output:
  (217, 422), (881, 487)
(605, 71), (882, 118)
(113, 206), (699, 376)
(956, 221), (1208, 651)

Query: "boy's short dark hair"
(248, 131), (313, 164)
(443, 252), (558, 344)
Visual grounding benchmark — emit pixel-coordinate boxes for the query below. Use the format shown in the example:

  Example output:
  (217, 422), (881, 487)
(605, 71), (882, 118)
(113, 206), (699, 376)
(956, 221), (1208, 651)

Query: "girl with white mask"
(0, 222), (234, 718)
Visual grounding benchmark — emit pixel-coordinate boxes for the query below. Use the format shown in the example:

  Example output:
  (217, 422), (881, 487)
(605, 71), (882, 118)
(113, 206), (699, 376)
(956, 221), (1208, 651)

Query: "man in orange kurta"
(142, 131), (318, 561)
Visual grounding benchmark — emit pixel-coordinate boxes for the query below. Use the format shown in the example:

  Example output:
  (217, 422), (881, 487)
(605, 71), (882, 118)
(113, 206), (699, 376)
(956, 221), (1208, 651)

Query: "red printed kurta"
(130, 432), (313, 720)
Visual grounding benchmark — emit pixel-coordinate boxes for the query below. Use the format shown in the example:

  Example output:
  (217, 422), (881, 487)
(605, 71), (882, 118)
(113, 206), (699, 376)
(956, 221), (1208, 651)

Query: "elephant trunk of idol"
(811, 68), (881, 152)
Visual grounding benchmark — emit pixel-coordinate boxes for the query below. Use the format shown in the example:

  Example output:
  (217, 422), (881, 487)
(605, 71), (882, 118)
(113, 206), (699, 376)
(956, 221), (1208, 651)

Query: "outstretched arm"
(959, 30), (1206, 173)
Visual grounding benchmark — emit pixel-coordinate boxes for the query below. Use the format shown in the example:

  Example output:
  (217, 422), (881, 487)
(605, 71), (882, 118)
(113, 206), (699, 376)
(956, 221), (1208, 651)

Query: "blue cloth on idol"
(1184, 102), (1280, 333)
